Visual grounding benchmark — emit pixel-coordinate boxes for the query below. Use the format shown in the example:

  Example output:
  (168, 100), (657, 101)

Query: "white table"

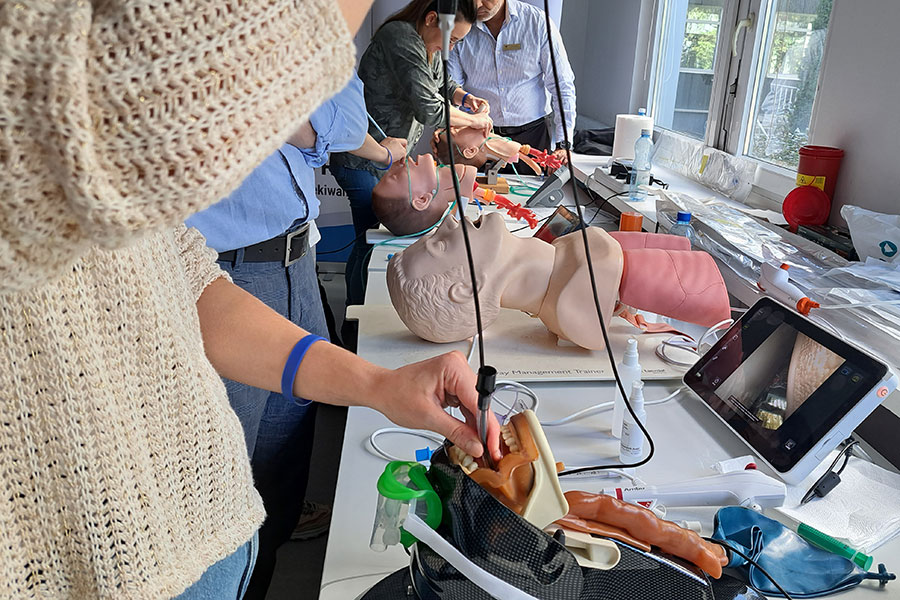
(319, 203), (900, 600)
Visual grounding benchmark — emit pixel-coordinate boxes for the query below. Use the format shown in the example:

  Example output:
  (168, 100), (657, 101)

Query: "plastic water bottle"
(620, 381), (647, 464)
(669, 211), (696, 245)
(629, 129), (653, 202)
(611, 338), (641, 439)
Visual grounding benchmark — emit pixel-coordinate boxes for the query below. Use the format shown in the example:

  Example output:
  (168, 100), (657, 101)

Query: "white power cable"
(319, 571), (398, 594)
(541, 386), (685, 426)
(368, 428), (444, 462)
(655, 319), (735, 367)
(697, 319), (734, 353)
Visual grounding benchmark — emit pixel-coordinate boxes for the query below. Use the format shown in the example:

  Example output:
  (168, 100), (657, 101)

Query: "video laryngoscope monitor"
(685, 297), (897, 484)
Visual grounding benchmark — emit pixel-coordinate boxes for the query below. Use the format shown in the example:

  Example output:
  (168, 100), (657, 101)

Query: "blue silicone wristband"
(374, 146), (393, 171)
(281, 334), (325, 406)
(461, 92), (471, 108)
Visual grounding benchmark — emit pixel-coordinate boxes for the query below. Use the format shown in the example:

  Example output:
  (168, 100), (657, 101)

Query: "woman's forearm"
(349, 134), (391, 164)
(196, 278), (383, 407)
(285, 120), (317, 150)
(196, 277), (502, 459)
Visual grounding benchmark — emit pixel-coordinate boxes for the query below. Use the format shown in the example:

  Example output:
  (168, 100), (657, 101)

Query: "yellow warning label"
(796, 174), (826, 191)
(699, 154), (709, 175)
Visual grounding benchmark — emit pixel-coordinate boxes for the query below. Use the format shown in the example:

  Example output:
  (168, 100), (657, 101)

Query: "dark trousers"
(329, 163), (381, 349)
(494, 115), (553, 152)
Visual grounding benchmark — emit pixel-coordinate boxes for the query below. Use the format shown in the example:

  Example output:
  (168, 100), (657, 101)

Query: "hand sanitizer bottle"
(619, 381), (647, 464)
(612, 338), (641, 438)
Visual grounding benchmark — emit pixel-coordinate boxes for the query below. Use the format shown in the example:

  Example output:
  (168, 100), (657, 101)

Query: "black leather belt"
(493, 115), (549, 136)
(218, 223), (310, 267)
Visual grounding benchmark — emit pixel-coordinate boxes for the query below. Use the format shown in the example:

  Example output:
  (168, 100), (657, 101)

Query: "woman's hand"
(378, 137), (408, 165)
(551, 148), (570, 165)
(469, 112), (493, 137)
(373, 351), (502, 462)
(463, 94), (490, 115)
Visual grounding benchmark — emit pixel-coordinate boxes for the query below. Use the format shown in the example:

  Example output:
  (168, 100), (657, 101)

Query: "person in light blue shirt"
(448, 0), (576, 163)
(186, 74), (405, 600)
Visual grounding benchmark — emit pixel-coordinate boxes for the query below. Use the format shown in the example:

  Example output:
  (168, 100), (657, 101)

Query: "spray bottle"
(611, 338), (641, 438)
(619, 381), (647, 464)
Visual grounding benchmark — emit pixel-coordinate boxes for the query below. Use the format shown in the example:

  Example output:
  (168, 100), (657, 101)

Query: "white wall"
(809, 0), (900, 222)
(560, 0), (645, 128)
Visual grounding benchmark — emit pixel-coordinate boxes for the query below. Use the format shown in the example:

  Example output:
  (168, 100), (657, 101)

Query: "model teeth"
(449, 446), (479, 474)
(450, 423), (521, 473)
(500, 423), (520, 453)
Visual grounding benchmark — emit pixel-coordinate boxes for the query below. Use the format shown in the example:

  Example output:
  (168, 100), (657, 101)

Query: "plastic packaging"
(653, 191), (900, 374)
(611, 338), (641, 438)
(619, 381), (647, 463)
(841, 204), (900, 264)
(669, 211), (696, 245)
(629, 129), (653, 202)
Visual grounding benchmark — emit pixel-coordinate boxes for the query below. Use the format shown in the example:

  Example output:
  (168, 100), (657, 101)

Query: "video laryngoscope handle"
(477, 366), (497, 469)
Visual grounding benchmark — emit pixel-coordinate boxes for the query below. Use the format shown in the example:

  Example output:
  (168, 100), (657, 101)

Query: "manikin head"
(373, 154), (477, 236)
(386, 212), (518, 341)
(431, 127), (523, 168)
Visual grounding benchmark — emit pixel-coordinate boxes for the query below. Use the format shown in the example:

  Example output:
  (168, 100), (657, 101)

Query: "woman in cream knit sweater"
(0, 1), (499, 598)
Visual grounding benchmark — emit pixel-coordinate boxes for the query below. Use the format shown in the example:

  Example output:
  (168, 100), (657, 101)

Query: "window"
(647, 0), (833, 171)
(650, 0), (728, 140)
(744, 0), (833, 168)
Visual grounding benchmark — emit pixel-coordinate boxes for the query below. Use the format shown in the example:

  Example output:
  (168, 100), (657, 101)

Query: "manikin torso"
(387, 213), (622, 350)
(537, 229), (623, 350)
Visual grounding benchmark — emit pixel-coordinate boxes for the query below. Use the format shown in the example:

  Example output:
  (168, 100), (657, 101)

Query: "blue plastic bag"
(712, 506), (894, 598)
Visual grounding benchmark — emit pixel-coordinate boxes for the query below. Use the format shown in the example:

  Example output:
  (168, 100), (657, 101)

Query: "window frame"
(644, 0), (834, 202)
(646, 0), (740, 145)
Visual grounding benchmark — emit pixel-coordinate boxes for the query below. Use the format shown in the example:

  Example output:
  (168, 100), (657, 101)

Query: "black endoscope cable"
(541, 0), (654, 477)
(438, 0), (497, 468)
(703, 538), (795, 600)
(541, 12), (795, 597)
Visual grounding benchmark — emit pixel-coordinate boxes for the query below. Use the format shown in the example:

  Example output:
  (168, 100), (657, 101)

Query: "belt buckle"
(284, 224), (309, 267)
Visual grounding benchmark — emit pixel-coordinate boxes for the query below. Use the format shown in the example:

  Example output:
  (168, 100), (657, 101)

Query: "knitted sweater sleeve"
(177, 226), (230, 300)
(0, 0), (354, 292)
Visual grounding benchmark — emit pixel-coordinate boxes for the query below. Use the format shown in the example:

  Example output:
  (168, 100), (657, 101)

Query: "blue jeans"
(176, 533), (258, 600)
(218, 246), (328, 600)
(329, 163), (380, 307)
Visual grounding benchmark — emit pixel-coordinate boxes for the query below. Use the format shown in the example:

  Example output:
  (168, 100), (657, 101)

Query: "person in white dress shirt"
(448, 0), (576, 164)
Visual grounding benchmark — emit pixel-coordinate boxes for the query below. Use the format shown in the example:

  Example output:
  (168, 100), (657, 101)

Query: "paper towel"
(775, 455), (900, 552)
(612, 113), (654, 161)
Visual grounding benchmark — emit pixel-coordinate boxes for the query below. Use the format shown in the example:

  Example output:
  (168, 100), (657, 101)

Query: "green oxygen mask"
(370, 461), (442, 551)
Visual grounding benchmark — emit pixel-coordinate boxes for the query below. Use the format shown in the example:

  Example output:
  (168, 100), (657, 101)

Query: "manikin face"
(420, 11), (473, 55)
(448, 410), (569, 530)
(437, 127), (523, 164)
(449, 411), (538, 515)
(396, 211), (510, 282)
(376, 154), (439, 212)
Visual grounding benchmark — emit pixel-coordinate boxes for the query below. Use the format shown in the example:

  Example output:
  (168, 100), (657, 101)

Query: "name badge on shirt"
(502, 43), (522, 51)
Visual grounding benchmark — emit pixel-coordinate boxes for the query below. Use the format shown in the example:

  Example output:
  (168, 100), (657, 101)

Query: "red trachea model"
(524, 146), (563, 171)
(472, 184), (538, 229)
